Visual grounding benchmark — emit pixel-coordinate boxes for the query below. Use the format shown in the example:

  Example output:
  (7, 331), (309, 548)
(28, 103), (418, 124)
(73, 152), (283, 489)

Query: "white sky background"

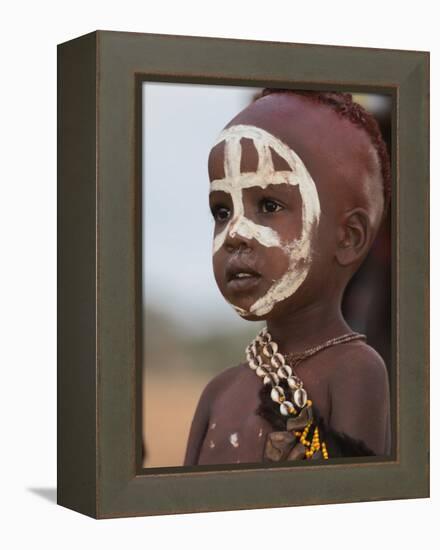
(142, 83), (260, 336)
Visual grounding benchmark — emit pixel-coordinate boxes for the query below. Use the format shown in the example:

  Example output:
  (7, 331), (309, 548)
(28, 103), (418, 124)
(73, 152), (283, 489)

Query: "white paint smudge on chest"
(229, 432), (239, 448)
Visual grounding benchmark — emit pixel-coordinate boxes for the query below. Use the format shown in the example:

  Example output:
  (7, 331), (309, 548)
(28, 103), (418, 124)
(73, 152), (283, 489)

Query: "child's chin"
(238, 311), (262, 322)
(232, 306), (265, 322)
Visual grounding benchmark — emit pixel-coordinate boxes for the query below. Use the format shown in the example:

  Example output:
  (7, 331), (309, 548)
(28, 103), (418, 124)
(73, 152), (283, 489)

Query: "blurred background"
(142, 83), (392, 468)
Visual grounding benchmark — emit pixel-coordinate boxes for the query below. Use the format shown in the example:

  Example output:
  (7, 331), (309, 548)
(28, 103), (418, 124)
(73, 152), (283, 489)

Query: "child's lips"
(226, 263), (262, 292)
(227, 273), (262, 292)
(225, 255), (262, 292)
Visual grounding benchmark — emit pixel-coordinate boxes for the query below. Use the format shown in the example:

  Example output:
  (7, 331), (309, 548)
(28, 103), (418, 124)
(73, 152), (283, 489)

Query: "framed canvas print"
(57, 31), (429, 518)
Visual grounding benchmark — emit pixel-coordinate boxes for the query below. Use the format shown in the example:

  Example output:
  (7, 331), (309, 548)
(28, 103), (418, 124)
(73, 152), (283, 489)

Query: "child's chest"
(197, 363), (332, 466)
(197, 395), (273, 465)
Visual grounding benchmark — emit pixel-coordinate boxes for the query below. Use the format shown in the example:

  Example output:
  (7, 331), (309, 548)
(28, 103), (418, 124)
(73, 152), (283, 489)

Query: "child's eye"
(260, 199), (284, 214)
(211, 205), (231, 222)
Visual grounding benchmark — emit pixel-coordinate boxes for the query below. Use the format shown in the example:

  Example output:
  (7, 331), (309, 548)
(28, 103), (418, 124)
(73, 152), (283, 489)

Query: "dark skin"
(184, 93), (391, 466)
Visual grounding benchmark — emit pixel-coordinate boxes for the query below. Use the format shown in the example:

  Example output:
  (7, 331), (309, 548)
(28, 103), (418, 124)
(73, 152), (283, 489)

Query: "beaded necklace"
(246, 327), (366, 461)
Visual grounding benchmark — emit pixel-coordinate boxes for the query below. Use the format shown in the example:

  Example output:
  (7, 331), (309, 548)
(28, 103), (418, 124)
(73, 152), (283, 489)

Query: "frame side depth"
(57, 31), (98, 518)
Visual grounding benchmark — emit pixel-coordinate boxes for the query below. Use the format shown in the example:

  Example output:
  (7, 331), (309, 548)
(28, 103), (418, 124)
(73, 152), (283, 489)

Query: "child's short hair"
(259, 89), (391, 215)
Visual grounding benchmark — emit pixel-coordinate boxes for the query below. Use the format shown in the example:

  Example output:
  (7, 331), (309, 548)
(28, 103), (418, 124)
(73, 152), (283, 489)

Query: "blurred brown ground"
(142, 371), (212, 468)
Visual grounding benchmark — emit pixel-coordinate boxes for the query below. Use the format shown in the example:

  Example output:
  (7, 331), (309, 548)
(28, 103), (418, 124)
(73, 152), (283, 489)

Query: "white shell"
(268, 341), (278, 354)
(270, 386), (285, 403)
(262, 344), (271, 357)
(264, 372), (279, 385)
(256, 365), (269, 378)
(287, 377), (299, 390)
(294, 388), (308, 408)
(248, 359), (258, 370)
(279, 401), (295, 416)
(278, 364), (293, 379)
(270, 352), (284, 369)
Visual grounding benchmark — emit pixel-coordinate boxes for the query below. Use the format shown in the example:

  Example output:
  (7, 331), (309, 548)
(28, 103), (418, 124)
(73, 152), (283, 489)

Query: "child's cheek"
(265, 245), (291, 281)
(211, 251), (229, 296)
(277, 214), (303, 245)
(212, 244), (289, 297)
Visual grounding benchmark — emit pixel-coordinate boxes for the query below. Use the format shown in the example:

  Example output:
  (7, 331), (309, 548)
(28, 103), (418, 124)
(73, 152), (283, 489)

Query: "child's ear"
(335, 208), (372, 267)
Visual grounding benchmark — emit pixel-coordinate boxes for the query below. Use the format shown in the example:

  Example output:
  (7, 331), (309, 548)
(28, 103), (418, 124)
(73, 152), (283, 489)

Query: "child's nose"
(224, 217), (253, 252)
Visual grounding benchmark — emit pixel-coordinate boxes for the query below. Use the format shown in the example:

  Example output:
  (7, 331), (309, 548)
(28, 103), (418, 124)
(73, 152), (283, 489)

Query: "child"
(184, 89), (391, 466)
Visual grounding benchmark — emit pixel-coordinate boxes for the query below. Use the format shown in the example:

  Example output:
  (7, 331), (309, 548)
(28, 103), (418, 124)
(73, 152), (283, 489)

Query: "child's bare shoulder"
(201, 362), (250, 400)
(320, 340), (390, 455)
(326, 340), (388, 385)
(320, 342), (388, 404)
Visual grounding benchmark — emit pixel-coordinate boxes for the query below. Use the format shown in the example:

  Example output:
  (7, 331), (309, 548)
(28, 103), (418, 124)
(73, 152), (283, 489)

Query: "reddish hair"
(260, 89), (392, 214)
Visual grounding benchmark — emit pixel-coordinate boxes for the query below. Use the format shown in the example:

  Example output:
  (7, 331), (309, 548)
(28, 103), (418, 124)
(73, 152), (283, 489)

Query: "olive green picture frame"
(57, 30), (429, 519)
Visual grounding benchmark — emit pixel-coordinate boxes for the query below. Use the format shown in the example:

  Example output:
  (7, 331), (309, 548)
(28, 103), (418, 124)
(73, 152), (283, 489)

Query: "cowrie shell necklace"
(245, 327), (366, 418)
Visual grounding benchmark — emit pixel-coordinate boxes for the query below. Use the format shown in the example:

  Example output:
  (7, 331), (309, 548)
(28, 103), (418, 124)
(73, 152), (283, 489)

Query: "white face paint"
(211, 124), (321, 317)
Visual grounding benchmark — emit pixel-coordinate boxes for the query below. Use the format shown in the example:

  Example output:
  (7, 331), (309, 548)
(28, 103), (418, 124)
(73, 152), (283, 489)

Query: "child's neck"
(265, 297), (351, 355)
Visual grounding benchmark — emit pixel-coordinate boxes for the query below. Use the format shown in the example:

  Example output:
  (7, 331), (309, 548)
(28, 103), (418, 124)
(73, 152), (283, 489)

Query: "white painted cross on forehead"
(210, 124), (321, 317)
(211, 125), (303, 253)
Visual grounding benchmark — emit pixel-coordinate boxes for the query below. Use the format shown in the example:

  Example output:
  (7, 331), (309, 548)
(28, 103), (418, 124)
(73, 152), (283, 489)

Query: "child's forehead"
(208, 125), (297, 179)
(209, 93), (379, 195)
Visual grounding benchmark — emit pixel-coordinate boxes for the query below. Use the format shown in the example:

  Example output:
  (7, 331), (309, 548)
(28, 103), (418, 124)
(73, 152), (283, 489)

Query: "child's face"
(209, 124), (321, 319)
(208, 92), (382, 320)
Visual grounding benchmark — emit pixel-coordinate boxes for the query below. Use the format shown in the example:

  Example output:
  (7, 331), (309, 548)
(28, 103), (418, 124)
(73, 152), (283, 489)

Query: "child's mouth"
(228, 275), (261, 292)
(226, 265), (262, 292)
